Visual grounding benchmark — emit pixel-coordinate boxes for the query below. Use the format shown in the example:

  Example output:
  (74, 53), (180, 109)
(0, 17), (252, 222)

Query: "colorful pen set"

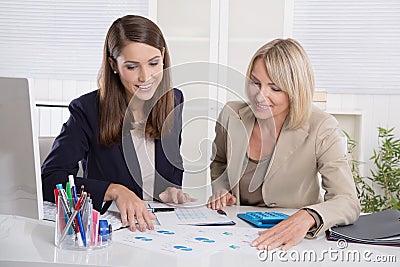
(54, 175), (111, 249)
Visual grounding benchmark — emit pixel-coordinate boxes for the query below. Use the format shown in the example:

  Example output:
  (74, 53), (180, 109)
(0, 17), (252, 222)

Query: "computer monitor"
(0, 77), (43, 219)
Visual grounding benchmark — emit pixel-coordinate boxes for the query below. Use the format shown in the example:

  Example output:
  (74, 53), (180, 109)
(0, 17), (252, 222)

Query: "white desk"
(1, 206), (399, 267)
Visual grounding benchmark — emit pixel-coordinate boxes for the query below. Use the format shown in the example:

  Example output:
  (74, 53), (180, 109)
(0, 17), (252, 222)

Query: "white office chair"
(38, 136), (55, 167)
(38, 136), (83, 177)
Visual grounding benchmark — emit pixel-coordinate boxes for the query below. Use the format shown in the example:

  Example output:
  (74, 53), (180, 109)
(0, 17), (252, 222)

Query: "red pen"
(59, 193), (87, 244)
(54, 188), (59, 208)
(75, 194), (85, 211)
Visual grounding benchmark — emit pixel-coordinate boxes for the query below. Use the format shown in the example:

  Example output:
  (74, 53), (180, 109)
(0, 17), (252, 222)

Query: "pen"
(217, 209), (227, 216)
(66, 182), (72, 206)
(65, 182), (74, 235)
(147, 207), (175, 213)
(58, 188), (78, 241)
(54, 188), (59, 208)
(56, 184), (70, 233)
(69, 175), (86, 246)
(58, 188), (76, 229)
(81, 192), (89, 213)
(59, 192), (86, 244)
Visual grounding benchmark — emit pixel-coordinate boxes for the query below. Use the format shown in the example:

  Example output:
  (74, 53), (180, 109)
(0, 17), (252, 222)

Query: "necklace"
(132, 120), (145, 125)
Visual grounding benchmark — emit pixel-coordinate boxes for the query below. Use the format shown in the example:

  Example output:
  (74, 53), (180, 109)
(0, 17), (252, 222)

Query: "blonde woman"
(208, 38), (360, 250)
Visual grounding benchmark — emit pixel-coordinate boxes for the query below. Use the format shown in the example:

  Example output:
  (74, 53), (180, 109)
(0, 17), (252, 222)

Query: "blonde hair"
(246, 38), (314, 129)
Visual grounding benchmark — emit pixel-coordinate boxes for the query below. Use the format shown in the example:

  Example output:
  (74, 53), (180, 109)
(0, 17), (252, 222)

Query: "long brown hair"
(97, 15), (174, 147)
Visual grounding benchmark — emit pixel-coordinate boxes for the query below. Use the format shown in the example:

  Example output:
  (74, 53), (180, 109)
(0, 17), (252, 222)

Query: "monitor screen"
(0, 77), (43, 219)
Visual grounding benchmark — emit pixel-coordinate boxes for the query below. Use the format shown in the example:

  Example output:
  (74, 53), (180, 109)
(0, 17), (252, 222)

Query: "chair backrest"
(39, 136), (83, 177)
(38, 136), (55, 166)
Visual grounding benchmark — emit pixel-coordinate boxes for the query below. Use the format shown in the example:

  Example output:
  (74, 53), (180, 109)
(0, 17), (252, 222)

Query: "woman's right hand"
(105, 184), (156, 232)
(207, 189), (236, 210)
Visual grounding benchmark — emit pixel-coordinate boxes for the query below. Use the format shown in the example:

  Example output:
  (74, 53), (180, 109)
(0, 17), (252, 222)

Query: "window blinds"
(293, 0), (400, 94)
(0, 0), (148, 80)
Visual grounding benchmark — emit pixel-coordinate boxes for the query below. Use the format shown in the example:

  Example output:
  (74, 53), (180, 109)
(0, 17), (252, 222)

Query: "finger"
(176, 193), (184, 204)
(220, 195), (227, 207)
(211, 199), (216, 210)
(214, 197), (222, 210)
(259, 226), (293, 251)
(207, 197), (212, 208)
(227, 195), (236, 205)
(208, 195), (216, 209)
(252, 229), (274, 247)
(264, 234), (285, 251)
(159, 192), (168, 202)
(183, 193), (191, 203)
(214, 191), (225, 209)
(127, 210), (137, 232)
(177, 192), (187, 204)
(182, 193), (197, 203)
(135, 214), (147, 232)
(143, 211), (156, 230)
(119, 206), (129, 227)
(171, 190), (179, 204)
(210, 194), (219, 209)
(281, 240), (296, 251)
(256, 244), (267, 251)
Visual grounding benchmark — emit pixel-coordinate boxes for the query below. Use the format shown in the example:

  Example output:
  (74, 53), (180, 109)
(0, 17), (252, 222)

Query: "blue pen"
(69, 175), (86, 247)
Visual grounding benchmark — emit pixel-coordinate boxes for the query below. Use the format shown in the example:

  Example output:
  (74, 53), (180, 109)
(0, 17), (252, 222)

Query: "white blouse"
(130, 125), (155, 201)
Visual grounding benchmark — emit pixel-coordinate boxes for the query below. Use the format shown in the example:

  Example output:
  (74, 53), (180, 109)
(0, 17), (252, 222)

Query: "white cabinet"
(329, 110), (363, 164)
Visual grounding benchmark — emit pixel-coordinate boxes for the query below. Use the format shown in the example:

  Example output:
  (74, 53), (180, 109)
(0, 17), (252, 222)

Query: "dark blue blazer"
(41, 89), (184, 212)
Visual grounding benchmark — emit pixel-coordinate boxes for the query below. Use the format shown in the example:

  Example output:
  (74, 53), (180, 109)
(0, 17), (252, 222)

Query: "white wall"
(326, 93), (400, 177)
(33, 78), (95, 137)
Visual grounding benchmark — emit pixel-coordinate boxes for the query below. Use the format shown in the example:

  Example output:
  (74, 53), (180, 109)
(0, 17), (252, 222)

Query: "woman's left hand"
(251, 209), (316, 251)
(159, 187), (197, 204)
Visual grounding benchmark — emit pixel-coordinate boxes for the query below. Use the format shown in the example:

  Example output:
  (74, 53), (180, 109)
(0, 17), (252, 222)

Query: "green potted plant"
(345, 127), (400, 213)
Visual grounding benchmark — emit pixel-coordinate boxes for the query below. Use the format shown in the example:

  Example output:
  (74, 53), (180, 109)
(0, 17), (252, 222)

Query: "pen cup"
(55, 196), (112, 250)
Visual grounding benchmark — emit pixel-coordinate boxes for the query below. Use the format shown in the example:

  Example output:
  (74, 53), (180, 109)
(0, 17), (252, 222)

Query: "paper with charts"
(147, 201), (235, 225)
(155, 206), (235, 226)
(113, 225), (260, 256)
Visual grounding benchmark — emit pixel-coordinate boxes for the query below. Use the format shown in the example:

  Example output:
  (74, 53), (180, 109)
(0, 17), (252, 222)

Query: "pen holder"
(55, 196), (112, 250)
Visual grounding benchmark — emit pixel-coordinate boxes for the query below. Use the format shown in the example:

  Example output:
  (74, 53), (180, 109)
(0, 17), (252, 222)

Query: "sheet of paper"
(147, 201), (200, 209)
(155, 206), (235, 226)
(113, 225), (260, 256)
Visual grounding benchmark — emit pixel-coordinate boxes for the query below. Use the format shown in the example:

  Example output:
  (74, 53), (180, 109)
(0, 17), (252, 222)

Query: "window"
(0, 0), (149, 80)
(293, 0), (400, 94)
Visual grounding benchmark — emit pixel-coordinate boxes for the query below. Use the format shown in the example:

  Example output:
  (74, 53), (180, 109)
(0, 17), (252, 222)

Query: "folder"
(327, 209), (400, 246)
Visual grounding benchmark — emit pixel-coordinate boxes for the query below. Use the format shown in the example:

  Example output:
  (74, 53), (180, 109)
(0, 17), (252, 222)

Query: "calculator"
(237, 211), (289, 228)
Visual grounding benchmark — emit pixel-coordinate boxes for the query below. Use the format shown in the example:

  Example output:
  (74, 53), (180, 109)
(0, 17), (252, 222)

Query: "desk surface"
(1, 206), (399, 267)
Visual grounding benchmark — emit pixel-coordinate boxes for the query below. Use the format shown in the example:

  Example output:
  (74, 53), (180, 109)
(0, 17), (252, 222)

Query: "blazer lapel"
(266, 121), (310, 179)
(227, 105), (254, 189)
(120, 125), (143, 192)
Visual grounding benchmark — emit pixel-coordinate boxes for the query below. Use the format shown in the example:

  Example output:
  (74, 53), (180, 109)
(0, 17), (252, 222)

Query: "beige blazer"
(210, 101), (361, 237)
